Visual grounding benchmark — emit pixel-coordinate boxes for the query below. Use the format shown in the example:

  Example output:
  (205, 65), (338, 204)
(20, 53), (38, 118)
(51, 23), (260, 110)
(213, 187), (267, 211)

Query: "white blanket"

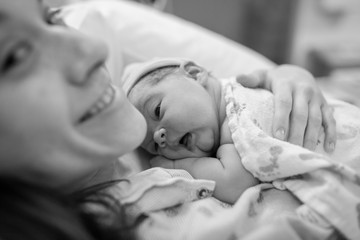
(224, 77), (360, 240)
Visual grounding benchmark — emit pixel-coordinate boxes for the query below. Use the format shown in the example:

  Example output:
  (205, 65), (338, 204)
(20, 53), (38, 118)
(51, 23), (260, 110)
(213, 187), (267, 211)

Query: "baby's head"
(123, 58), (222, 160)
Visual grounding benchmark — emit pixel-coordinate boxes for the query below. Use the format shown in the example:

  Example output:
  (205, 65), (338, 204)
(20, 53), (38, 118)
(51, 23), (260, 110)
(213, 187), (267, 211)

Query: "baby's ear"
(183, 61), (208, 86)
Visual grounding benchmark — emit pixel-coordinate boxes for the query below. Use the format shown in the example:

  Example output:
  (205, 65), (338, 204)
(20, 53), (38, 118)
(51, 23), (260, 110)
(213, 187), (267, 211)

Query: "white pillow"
(60, 0), (275, 85)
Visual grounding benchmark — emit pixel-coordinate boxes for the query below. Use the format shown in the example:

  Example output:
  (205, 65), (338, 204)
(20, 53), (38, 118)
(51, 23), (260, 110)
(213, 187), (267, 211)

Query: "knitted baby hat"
(122, 58), (191, 95)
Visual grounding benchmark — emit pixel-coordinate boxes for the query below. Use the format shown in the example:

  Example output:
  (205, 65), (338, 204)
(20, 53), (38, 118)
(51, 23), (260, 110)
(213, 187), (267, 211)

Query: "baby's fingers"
(322, 105), (336, 153)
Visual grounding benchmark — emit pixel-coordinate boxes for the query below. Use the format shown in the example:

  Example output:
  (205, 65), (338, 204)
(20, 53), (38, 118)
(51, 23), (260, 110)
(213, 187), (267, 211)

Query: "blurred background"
(166, 0), (360, 78)
(46, 0), (360, 105)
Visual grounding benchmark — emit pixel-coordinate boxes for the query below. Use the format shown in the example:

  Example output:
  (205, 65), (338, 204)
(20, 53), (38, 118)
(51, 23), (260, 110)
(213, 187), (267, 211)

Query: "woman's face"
(0, 0), (146, 189)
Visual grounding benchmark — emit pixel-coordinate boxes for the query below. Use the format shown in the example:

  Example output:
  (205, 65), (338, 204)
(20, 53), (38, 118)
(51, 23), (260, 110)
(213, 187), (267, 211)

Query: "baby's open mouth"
(179, 132), (191, 148)
(78, 84), (115, 123)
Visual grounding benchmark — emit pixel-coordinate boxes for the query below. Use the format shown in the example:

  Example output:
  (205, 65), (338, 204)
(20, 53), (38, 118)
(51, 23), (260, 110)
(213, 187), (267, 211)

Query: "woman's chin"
(113, 107), (147, 156)
(119, 119), (146, 156)
(77, 84), (147, 158)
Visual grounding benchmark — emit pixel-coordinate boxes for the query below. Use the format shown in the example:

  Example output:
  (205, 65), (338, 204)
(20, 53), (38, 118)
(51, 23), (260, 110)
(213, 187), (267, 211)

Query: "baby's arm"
(151, 144), (259, 204)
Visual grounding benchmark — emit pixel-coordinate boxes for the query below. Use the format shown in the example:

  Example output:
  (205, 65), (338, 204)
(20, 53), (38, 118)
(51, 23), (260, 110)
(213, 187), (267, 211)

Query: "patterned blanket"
(224, 77), (360, 239)
(89, 78), (360, 240)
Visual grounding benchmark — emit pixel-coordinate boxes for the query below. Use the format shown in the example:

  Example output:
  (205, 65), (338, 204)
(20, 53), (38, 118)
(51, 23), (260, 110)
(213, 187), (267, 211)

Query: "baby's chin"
(197, 133), (218, 152)
(199, 149), (217, 158)
(200, 142), (219, 158)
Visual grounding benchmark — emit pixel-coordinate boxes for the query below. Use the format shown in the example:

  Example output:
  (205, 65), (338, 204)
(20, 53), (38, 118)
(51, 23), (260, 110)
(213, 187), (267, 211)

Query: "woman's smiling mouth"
(78, 84), (115, 123)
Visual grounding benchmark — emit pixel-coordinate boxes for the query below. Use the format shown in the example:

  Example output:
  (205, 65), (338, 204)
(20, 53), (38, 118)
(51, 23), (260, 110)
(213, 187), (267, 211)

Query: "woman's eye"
(44, 8), (65, 26)
(154, 103), (161, 118)
(1, 43), (31, 73)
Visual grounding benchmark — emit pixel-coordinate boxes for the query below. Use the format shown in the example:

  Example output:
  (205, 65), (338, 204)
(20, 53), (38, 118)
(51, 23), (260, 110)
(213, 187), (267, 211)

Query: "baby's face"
(0, 0), (146, 188)
(129, 73), (221, 160)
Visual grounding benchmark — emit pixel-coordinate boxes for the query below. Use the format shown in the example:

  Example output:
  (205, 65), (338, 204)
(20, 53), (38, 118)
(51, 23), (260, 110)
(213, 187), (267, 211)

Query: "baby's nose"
(154, 128), (167, 148)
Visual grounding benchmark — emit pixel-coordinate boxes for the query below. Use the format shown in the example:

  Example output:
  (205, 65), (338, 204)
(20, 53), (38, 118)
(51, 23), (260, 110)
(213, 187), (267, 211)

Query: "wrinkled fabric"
(224, 77), (360, 240)
(85, 77), (360, 240)
(101, 168), (341, 240)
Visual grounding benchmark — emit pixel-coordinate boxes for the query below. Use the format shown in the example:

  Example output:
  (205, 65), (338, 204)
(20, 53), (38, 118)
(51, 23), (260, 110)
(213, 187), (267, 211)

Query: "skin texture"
(129, 61), (337, 203)
(237, 65), (337, 152)
(0, 0), (146, 191)
(130, 70), (223, 160)
(130, 62), (337, 160)
(129, 65), (260, 203)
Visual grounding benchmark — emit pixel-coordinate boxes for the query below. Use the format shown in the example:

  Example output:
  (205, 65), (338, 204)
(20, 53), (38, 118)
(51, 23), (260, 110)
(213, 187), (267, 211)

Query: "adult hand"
(236, 64), (336, 153)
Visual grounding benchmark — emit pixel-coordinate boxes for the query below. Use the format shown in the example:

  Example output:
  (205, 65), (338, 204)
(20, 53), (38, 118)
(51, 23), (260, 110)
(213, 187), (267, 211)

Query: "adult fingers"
(236, 70), (267, 89)
(303, 100), (322, 150)
(272, 85), (292, 141)
(322, 104), (337, 152)
(288, 91), (309, 147)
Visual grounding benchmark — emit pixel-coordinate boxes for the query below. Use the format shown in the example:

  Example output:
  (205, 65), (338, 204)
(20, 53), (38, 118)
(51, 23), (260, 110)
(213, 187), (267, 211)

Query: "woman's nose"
(154, 128), (167, 148)
(59, 29), (109, 85)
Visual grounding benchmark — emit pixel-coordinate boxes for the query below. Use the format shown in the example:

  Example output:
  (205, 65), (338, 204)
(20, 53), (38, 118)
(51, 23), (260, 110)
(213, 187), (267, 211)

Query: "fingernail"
(328, 142), (335, 152)
(275, 128), (286, 140)
(236, 74), (246, 82)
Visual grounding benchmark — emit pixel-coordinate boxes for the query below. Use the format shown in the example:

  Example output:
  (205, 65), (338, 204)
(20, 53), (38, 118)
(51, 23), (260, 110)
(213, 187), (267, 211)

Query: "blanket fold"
(224, 77), (360, 240)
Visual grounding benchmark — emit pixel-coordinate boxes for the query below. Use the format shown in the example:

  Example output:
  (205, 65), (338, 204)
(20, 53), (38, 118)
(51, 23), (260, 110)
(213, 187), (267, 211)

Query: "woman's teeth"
(79, 85), (115, 123)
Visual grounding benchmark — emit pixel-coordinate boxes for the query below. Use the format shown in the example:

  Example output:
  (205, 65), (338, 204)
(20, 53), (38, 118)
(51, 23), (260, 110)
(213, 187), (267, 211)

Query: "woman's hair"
(0, 178), (141, 240)
(74, 180), (145, 240)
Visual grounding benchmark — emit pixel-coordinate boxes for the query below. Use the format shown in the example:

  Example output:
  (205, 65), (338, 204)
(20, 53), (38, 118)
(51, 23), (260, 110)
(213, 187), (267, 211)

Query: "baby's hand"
(150, 155), (175, 169)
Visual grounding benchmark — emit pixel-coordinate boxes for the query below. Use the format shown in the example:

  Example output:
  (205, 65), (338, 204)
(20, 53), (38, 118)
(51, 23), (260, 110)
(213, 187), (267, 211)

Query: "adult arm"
(237, 64), (336, 152)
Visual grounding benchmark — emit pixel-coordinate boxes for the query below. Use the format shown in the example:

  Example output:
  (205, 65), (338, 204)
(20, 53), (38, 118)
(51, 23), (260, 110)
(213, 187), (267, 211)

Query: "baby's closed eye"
(154, 103), (161, 118)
